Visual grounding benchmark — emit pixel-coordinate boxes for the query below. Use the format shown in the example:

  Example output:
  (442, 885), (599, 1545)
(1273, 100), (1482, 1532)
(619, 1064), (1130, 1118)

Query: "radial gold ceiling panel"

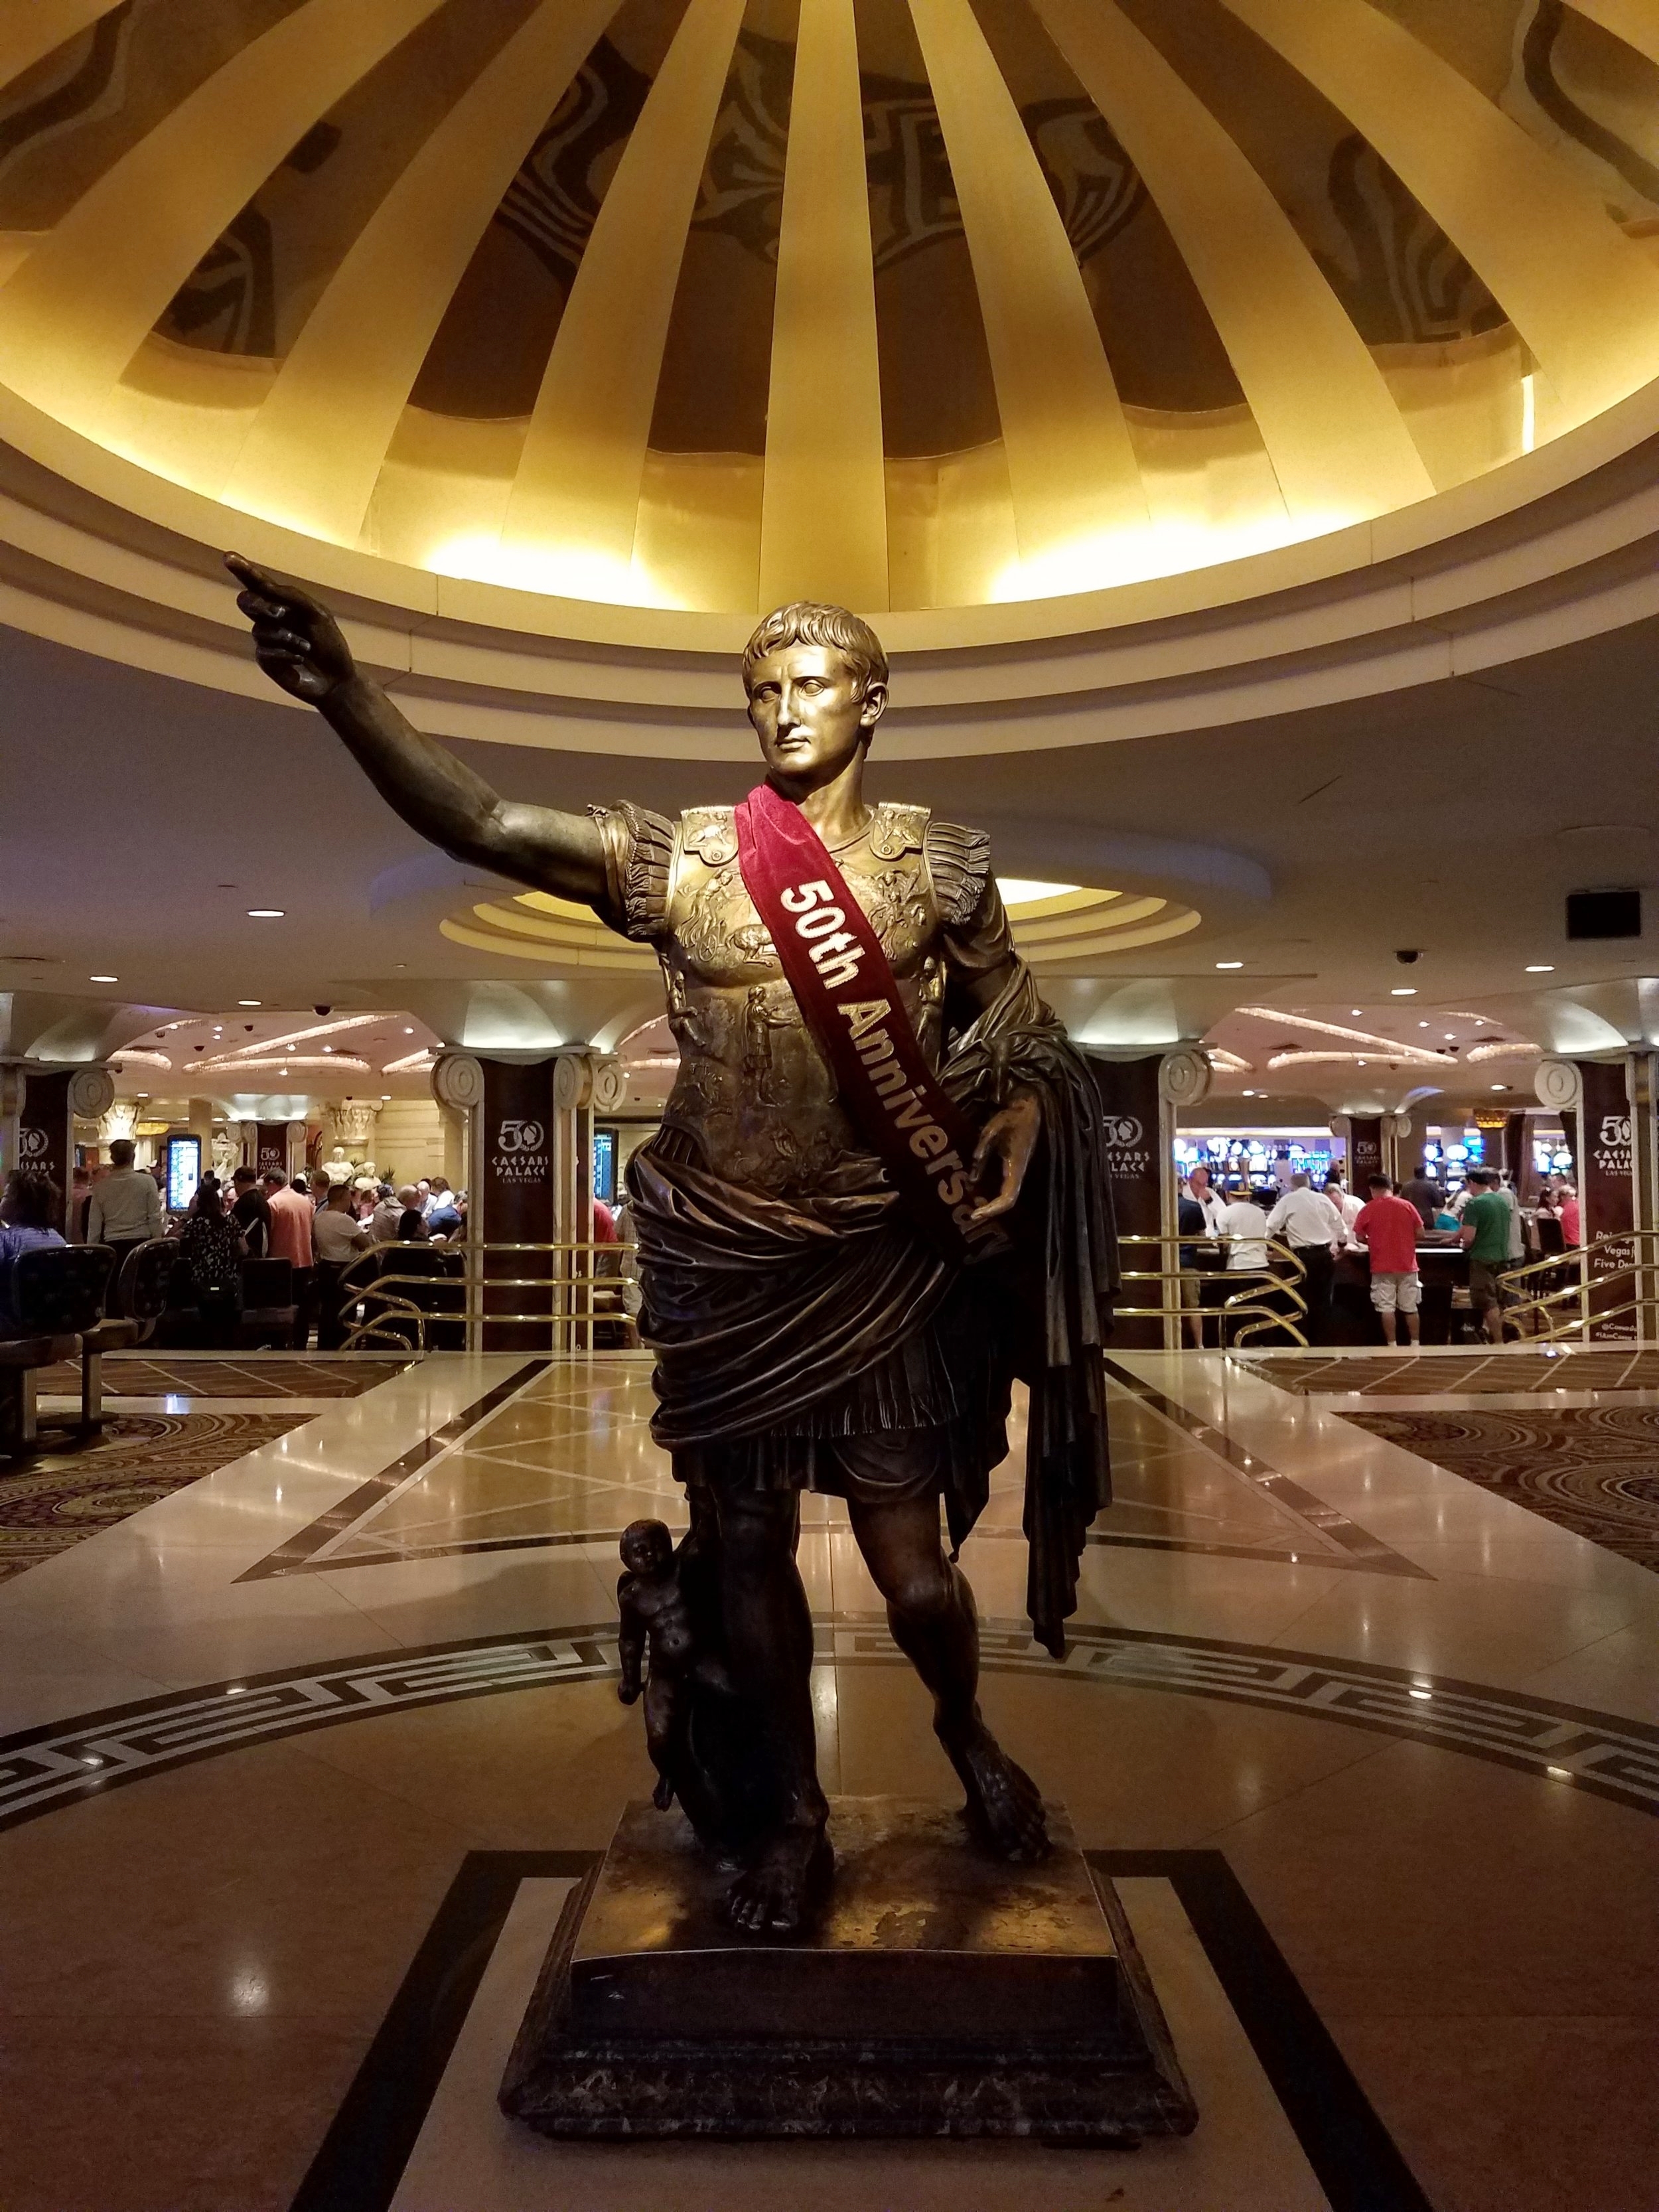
(0, 0), (451, 435)
(498, 0), (749, 591)
(906, 0), (1149, 567)
(1220, 0), (1659, 432)
(0, 0), (129, 98)
(1029, 0), (1435, 528)
(222, 0), (626, 543)
(758, 0), (889, 610)
(1567, 0), (1659, 71)
(3, 0), (1659, 619)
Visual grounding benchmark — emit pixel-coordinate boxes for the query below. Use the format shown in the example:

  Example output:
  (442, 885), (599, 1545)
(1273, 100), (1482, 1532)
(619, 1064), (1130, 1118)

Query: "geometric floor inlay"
(5, 1615), (1656, 1835)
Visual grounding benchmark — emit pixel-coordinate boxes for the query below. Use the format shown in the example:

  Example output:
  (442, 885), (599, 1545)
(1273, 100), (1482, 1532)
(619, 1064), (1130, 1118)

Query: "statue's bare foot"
(725, 1824), (833, 1937)
(945, 1723), (1049, 1862)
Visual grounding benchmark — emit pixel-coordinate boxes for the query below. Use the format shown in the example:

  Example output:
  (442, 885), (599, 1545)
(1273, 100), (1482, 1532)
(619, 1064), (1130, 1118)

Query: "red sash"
(734, 782), (997, 1264)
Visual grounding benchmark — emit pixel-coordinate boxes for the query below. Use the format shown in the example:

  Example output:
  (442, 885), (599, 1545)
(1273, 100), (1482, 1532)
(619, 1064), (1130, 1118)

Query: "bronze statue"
(226, 555), (1118, 1937)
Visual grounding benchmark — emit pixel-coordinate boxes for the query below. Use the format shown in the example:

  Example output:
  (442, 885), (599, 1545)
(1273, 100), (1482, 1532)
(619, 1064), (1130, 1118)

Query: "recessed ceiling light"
(403, 1027), (414, 1035)
(381, 1093), (391, 1100)
(90, 974), (117, 983)
(1215, 960), (1243, 970)
(246, 908), (284, 919)
(1350, 1009), (1362, 1017)
(1390, 987), (1416, 996)
(1445, 1033), (1456, 1040)
(1525, 964), (1554, 973)
(238, 999), (261, 1007)
(1242, 1089), (1256, 1097)
(1418, 1021), (1429, 1028)
(1490, 1083), (1508, 1091)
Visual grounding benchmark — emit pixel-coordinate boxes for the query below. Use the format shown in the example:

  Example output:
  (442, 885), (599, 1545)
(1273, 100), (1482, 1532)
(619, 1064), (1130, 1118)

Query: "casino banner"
(1346, 1116), (1384, 1193)
(255, 1122), (291, 1181)
(480, 1058), (556, 1351)
(1578, 1058), (1636, 1343)
(17, 1069), (72, 1232)
(1086, 1053), (1165, 1349)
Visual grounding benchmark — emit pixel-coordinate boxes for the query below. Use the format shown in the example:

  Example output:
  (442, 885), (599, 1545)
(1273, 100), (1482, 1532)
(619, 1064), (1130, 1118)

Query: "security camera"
(1394, 949), (1422, 964)
(313, 1003), (333, 1015)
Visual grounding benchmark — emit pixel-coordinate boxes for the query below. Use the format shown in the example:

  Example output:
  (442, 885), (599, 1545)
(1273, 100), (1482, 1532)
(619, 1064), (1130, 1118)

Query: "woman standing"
(176, 1179), (247, 1348)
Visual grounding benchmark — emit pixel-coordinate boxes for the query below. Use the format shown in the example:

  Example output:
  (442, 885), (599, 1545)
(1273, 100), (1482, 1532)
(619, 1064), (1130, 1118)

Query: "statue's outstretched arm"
(225, 553), (605, 903)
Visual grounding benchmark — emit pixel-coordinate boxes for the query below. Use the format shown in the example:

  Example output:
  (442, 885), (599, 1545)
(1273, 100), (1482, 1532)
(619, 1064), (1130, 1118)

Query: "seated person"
(396, 1187), (431, 1240)
(0, 1169), (67, 1339)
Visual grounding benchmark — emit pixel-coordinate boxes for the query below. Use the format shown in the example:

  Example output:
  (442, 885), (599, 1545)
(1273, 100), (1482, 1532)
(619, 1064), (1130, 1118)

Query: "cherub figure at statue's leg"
(709, 1485), (833, 1933)
(848, 1491), (1049, 1863)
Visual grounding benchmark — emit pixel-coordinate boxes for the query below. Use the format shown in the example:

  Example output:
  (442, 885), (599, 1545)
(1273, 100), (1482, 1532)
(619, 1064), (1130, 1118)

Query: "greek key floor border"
(3, 1616), (1656, 1833)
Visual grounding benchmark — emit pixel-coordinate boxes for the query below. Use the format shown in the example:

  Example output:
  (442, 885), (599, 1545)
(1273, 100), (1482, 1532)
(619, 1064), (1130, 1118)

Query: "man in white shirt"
(1265, 1173), (1346, 1345)
(86, 1138), (164, 1308)
(311, 1183), (371, 1349)
(1216, 1185), (1271, 1272)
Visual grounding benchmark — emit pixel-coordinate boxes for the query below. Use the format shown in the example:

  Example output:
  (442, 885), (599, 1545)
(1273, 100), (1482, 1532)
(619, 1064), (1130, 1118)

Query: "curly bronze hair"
(741, 601), (889, 698)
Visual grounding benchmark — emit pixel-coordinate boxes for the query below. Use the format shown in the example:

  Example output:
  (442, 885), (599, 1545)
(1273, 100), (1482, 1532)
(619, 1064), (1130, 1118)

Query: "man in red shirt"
(1353, 1174), (1425, 1346)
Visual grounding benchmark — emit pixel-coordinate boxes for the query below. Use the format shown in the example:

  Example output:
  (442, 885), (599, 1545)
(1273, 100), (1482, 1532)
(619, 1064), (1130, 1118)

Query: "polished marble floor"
(3, 1346), (1659, 2209)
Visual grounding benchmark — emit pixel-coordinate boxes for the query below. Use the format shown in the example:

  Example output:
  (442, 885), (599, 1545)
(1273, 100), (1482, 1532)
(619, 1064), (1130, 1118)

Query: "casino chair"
(76, 1238), (176, 1427)
(234, 1254), (296, 1349)
(0, 1242), (114, 1456)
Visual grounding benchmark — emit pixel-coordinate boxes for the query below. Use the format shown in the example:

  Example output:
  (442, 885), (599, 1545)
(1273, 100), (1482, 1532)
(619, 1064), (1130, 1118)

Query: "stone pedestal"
(500, 1798), (1196, 2143)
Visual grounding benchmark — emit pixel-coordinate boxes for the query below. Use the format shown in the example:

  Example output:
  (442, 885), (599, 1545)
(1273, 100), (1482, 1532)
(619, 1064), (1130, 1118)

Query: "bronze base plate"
(499, 1797), (1197, 2142)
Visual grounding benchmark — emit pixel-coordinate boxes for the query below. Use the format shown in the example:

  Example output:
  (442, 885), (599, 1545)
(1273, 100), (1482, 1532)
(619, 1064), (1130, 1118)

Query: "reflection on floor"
(0, 1412), (311, 1584)
(238, 1355), (1423, 1582)
(1342, 1405), (1659, 1575)
(4, 1345), (1659, 2210)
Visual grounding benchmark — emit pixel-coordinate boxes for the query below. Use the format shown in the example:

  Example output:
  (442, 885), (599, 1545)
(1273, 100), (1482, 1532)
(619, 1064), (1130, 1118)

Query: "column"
(1086, 1050), (1171, 1351)
(5, 1067), (113, 1230)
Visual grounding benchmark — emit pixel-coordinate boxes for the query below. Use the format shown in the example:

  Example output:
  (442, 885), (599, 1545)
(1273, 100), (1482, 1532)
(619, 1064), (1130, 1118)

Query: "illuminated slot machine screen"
(593, 1128), (616, 1207)
(165, 1134), (200, 1213)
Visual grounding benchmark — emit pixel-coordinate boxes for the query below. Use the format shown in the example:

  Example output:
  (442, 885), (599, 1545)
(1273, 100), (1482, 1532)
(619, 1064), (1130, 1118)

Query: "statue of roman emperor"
(227, 555), (1116, 1937)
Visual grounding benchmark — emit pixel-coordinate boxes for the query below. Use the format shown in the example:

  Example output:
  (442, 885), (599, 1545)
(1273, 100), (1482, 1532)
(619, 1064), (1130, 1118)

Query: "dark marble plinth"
(499, 1798), (1198, 2143)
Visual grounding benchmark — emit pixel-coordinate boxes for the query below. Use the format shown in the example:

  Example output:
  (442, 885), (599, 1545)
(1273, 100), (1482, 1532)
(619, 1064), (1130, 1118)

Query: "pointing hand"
(226, 552), (357, 703)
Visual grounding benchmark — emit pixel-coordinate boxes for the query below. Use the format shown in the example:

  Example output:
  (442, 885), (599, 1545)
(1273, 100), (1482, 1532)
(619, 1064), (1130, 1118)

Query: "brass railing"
(338, 1239), (639, 1354)
(1496, 1230), (1659, 1344)
(1117, 1232), (1311, 1348)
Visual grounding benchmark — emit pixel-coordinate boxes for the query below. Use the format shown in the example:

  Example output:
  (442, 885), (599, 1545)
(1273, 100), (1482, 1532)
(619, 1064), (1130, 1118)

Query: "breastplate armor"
(658, 805), (945, 1197)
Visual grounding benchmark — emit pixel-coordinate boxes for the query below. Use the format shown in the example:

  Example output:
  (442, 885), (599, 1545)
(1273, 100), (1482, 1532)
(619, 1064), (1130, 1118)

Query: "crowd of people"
(1177, 1155), (1581, 1348)
(26, 1145), (472, 1351)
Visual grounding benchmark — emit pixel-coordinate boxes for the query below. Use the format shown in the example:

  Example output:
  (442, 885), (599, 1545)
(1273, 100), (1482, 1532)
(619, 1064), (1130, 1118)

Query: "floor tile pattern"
(240, 1357), (1421, 1582)
(1342, 1405), (1659, 1574)
(6, 1616), (1656, 1834)
(0, 1413), (313, 1584)
(33, 1356), (411, 1398)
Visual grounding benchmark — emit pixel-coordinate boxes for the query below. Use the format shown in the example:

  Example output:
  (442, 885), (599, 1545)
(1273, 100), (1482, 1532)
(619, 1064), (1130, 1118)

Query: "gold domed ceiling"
(2, 0), (1659, 618)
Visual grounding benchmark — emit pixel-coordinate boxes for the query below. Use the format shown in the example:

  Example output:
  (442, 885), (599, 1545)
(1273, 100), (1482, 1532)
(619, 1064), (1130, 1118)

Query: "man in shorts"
(1352, 1173), (1426, 1345)
(1459, 1169), (1514, 1344)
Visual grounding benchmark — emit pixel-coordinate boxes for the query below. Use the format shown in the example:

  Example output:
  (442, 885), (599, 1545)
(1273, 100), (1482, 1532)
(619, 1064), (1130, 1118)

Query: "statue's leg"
(642, 1674), (680, 1809)
(848, 1488), (1049, 1863)
(709, 1482), (831, 1933)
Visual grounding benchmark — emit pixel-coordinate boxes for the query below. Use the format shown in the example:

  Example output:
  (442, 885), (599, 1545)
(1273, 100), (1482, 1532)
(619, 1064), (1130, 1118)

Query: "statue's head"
(743, 602), (888, 786)
(620, 1518), (674, 1576)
